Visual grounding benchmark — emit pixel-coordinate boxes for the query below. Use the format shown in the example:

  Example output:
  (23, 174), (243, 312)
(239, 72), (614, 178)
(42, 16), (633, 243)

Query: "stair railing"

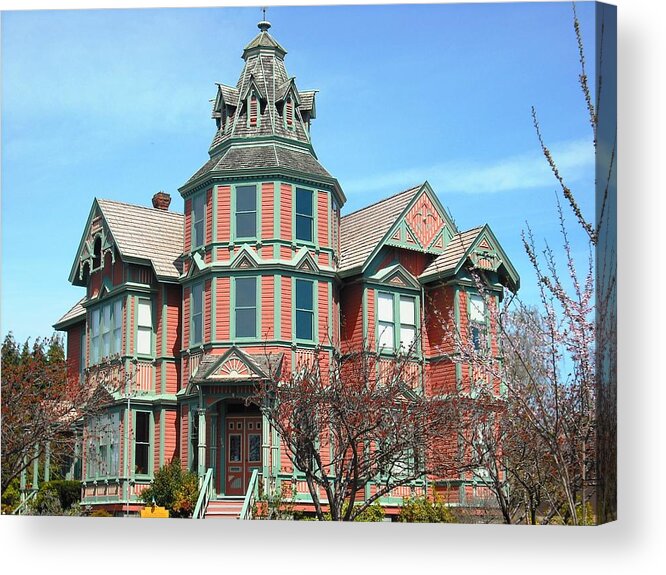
(192, 468), (214, 519)
(12, 489), (37, 515)
(239, 469), (259, 520)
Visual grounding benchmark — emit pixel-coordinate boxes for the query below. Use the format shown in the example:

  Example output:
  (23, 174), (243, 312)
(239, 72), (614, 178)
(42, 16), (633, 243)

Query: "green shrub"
(27, 480), (82, 516)
(90, 508), (113, 517)
(398, 491), (456, 523)
(139, 460), (198, 518)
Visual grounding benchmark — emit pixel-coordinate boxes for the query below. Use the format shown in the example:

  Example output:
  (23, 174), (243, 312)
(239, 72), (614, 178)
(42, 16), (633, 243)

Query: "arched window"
(92, 236), (102, 270)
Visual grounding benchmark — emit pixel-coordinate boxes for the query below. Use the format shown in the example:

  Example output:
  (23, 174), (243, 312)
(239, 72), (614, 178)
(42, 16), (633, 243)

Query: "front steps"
(204, 496), (245, 519)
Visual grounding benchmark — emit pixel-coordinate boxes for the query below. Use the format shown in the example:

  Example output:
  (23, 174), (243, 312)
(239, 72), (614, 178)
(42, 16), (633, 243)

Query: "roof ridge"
(97, 198), (184, 218)
(341, 184), (423, 220)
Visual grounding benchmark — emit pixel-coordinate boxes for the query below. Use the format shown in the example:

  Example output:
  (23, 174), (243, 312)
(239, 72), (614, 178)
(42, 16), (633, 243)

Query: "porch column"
(32, 444), (39, 491)
(44, 441), (51, 483)
(197, 408), (207, 480)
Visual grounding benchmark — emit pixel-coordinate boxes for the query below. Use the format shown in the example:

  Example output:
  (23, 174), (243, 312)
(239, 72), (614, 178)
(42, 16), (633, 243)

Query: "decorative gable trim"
(293, 247), (320, 273)
(68, 200), (119, 286)
(230, 245), (261, 270)
(363, 181), (458, 274)
(367, 263), (421, 290)
(184, 251), (207, 279)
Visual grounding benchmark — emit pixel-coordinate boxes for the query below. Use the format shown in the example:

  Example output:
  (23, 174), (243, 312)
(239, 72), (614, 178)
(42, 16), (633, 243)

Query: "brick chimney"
(152, 191), (171, 211)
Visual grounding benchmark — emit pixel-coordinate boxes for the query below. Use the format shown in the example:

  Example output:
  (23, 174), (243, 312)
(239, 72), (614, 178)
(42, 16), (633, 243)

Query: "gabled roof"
(420, 227), (483, 278)
(53, 297), (86, 330)
(338, 185), (422, 274)
(275, 77), (300, 104)
(215, 84), (240, 109)
(94, 199), (184, 281)
(420, 224), (520, 291)
(189, 347), (284, 386)
(299, 90), (317, 115)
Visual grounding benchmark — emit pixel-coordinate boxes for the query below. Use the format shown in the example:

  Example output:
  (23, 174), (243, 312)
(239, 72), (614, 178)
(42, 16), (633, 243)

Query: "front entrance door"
(225, 415), (262, 496)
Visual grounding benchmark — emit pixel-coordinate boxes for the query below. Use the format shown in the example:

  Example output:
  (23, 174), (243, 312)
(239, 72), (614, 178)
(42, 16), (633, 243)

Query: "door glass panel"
(248, 434), (261, 462)
(229, 434), (241, 462)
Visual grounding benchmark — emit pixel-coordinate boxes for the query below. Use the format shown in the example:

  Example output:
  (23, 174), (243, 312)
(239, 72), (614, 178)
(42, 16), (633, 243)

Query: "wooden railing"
(12, 490), (37, 515)
(192, 468), (214, 519)
(239, 470), (259, 520)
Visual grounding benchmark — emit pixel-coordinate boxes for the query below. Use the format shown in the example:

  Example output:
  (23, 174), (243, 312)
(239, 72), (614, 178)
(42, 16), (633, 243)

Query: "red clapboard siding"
(181, 406), (189, 468)
(184, 198), (192, 253)
(165, 362), (179, 395)
(366, 287), (375, 349)
(317, 191), (328, 248)
(216, 277), (230, 341)
(153, 410), (161, 471)
(261, 276), (274, 339)
(217, 185), (231, 242)
(340, 283), (363, 350)
(128, 297), (135, 356)
(280, 183), (292, 241)
(166, 285), (181, 355)
(205, 188), (213, 244)
(66, 323), (82, 387)
(318, 281), (328, 345)
(183, 287), (190, 348)
(204, 280), (212, 343)
(165, 409), (178, 461)
(423, 285), (454, 356)
(112, 255), (123, 285)
(281, 276), (292, 340)
(262, 182), (274, 240)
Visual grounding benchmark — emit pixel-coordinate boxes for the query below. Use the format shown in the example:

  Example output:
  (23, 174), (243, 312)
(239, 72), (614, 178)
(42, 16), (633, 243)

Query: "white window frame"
(136, 298), (152, 356)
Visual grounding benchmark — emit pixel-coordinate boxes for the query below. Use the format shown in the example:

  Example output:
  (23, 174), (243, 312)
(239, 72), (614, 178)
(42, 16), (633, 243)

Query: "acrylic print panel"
(1, 1), (615, 525)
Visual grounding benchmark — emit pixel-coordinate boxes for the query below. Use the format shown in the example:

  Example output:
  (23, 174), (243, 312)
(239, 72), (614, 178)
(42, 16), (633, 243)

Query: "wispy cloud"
(344, 138), (595, 197)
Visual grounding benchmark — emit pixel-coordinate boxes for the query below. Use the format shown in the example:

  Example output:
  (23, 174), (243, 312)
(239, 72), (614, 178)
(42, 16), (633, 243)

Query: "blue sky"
(1, 2), (597, 343)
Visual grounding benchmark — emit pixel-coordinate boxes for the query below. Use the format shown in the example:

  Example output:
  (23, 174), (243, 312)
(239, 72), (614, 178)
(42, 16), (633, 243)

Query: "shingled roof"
(53, 296), (86, 330)
(339, 185), (422, 273)
(420, 227), (483, 279)
(186, 144), (331, 185)
(97, 199), (184, 281)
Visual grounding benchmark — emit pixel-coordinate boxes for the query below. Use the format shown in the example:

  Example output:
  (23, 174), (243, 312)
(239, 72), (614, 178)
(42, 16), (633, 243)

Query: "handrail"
(239, 469), (259, 520)
(192, 468), (214, 519)
(12, 489), (37, 515)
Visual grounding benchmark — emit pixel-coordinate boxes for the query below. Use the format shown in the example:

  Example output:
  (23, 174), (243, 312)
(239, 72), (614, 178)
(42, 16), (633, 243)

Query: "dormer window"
(248, 93), (259, 128)
(285, 95), (294, 130)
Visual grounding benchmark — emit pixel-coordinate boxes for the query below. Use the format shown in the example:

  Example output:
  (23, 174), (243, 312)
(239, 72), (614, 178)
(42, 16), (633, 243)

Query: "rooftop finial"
(258, 7), (271, 32)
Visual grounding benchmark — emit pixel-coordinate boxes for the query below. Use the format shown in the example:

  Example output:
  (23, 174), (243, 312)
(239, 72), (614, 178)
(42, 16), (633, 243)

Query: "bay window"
(89, 299), (123, 365)
(377, 291), (418, 353)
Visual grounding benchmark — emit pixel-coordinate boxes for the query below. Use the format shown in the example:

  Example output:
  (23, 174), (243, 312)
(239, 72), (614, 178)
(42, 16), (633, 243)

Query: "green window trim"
(136, 297), (154, 358)
(85, 411), (121, 480)
(295, 187), (314, 244)
(295, 278), (315, 341)
(233, 276), (259, 339)
(376, 291), (419, 355)
(233, 184), (258, 241)
(192, 192), (206, 249)
(133, 410), (153, 478)
(190, 282), (204, 347)
(89, 297), (124, 366)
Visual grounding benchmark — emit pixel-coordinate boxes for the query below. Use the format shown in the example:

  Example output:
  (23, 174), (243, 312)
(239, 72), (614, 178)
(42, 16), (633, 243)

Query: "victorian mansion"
(54, 20), (519, 517)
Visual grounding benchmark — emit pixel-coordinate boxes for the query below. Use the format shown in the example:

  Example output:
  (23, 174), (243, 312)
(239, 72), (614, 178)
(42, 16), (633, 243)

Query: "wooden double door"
(225, 415), (263, 496)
